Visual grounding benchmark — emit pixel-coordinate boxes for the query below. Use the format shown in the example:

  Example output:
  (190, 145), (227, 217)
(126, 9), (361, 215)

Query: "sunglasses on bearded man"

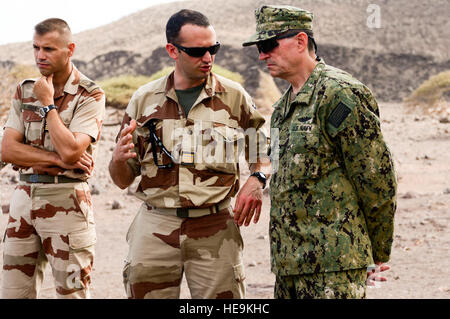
(172, 42), (221, 57)
(256, 31), (318, 55)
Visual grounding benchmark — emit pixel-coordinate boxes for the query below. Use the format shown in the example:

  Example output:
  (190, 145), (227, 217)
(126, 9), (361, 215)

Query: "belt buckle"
(176, 208), (189, 218)
(30, 174), (39, 183)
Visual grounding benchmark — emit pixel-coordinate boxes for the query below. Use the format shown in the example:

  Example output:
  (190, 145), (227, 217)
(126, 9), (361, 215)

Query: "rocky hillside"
(0, 0), (449, 101)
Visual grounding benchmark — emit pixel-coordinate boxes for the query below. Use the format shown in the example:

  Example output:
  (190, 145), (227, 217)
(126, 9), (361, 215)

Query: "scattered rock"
(112, 200), (123, 210)
(91, 184), (100, 195)
(401, 192), (417, 199)
(438, 287), (450, 293)
(443, 188), (450, 195)
(394, 276), (400, 280)
(439, 117), (450, 124)
(247, 261), (257, 267)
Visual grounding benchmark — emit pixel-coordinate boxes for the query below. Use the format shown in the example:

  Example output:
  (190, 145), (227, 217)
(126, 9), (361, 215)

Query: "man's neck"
(289, 57), (318, 95)
(52, 63), (73, 91)
(173, 69), (207, 90)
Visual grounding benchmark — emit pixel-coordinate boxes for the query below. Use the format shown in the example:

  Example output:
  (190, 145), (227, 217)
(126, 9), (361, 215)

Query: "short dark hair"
(34, 18), (71, 36)
(166, 9), (210, 44)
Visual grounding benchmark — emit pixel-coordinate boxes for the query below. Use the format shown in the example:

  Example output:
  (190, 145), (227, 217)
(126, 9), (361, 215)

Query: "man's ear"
(68, 42), (75, 57)
(295, 32), (309, 53)
(166, 43), (179, 60)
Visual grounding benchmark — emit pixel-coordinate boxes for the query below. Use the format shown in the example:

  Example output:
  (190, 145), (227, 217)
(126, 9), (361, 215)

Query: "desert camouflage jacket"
(269, 60), (397, 276)
(119, 72), (267, 209)
(4, 65), (105, 181)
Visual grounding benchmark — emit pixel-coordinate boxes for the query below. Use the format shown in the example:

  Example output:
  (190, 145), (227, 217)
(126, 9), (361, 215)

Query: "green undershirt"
(175, 83), (205, 117)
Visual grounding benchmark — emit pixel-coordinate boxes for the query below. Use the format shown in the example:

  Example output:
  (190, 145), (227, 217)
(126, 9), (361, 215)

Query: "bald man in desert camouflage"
(109, 9), (270, 299)
(1, 18), (105, 299)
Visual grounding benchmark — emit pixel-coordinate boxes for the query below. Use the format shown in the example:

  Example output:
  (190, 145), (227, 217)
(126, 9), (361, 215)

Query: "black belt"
(20, 174), (83, 184)
(151, 199), (231, 218)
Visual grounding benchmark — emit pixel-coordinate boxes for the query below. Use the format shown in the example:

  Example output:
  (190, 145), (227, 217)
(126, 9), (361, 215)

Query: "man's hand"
(112, 119), (137, 164)
(233, 176), (263, 226)
(109, 119), (138, 189)
(367, 262), (391, 286)
(33, 74), (55, 106)
(58, 151), (94, 174)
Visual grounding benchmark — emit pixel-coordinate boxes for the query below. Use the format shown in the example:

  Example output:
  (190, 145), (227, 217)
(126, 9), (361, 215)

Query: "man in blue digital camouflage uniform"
(242, 5), (397, 299)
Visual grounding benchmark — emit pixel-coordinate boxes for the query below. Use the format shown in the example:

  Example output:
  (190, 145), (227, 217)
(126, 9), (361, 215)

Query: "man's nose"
(36, 49), (46, 61)
(259, 51), (270, 61)
(202, 51), (212, 62)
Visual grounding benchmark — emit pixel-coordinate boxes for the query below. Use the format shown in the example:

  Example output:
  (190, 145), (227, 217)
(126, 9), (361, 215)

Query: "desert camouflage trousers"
(123, 203), (246, 299)
(1, 182), (96, 299)
(275, 268), (367, 299)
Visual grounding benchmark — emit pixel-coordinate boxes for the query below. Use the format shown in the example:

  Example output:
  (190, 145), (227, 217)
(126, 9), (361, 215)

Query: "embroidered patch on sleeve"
(328, 102), (351, 128)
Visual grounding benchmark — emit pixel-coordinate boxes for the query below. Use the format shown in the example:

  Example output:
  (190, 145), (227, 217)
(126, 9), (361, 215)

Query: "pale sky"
(0, 0), (184, 45)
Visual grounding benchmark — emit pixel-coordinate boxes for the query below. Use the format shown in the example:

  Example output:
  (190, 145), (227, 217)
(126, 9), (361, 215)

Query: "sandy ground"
(0, 102), (449, 299)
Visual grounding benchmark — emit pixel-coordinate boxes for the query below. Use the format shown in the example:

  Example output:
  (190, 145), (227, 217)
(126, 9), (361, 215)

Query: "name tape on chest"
(290, 123), (314, 132)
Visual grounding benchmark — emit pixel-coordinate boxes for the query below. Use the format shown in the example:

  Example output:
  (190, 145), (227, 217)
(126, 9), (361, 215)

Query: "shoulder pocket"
(23, 110), (44, 145)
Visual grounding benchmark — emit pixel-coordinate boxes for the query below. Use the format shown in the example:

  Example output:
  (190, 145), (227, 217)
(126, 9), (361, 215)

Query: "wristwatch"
(39, 104), (57, 118)
(250, 172), (267, 189)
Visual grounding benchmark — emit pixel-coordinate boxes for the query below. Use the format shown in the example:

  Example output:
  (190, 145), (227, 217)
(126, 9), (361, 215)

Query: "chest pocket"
(288, 123), (323, 180)
(23, 109), (44, 146)
(201, 124), (243, 174)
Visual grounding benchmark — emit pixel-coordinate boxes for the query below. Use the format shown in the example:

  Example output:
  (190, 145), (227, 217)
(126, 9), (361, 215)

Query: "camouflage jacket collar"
(62, 64), (81, 96)
(159, 71), (227, 102)
(277, 59), (326, 108)
(293, 59), (326, 105)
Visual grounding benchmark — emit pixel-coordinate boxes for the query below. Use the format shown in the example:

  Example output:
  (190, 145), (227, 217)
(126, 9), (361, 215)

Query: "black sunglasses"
(172, 42), (221, 57)
(256, 32), (317, 55)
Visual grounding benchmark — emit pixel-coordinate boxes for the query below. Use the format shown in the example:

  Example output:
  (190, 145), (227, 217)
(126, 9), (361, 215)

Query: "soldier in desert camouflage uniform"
(243, 5), (397, 298)
(109, 9), (270, 299)
(1, 18), (105, 299)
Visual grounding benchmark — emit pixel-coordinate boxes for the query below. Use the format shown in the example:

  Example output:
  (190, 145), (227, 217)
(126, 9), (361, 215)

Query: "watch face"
(39, 107), (46, 118)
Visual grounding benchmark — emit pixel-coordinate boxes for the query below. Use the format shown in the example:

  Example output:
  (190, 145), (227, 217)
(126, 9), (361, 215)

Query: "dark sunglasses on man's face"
(256, 32), (316, 54)
(172, 42), (221, 57)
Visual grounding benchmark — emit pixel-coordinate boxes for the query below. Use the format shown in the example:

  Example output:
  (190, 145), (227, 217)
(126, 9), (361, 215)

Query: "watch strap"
(250, 172), (267, 189)
(40, 104), (56, 118)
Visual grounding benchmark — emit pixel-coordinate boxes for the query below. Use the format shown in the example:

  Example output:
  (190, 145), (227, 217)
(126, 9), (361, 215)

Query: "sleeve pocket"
(68, 227), (97, 250)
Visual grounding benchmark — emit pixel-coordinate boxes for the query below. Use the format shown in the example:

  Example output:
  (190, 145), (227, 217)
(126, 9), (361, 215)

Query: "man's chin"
(38, 68), (52, 77)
